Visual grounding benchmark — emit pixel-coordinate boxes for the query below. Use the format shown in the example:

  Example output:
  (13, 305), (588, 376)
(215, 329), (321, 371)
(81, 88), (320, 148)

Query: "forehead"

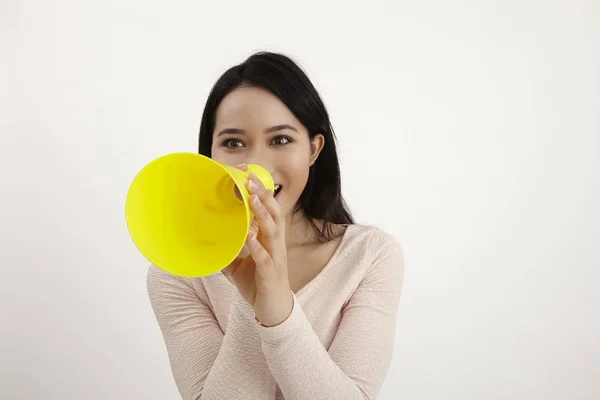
(214, 86), (300, 128)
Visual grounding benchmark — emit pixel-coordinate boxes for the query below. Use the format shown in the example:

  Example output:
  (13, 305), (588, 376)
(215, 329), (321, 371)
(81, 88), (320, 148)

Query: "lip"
(274, 184), (282, 198)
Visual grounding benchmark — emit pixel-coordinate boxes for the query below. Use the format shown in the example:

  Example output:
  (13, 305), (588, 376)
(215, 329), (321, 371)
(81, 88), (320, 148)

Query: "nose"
(244, 149), (275, 177)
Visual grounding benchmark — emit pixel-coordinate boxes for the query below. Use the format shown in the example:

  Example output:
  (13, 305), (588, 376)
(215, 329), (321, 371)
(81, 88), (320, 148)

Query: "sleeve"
(255, 230), (405, 400)
(147, 265), (275, 400)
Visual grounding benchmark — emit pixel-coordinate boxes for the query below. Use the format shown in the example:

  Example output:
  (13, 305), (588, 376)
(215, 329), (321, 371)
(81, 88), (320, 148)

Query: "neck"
(284, 210), (316, 247)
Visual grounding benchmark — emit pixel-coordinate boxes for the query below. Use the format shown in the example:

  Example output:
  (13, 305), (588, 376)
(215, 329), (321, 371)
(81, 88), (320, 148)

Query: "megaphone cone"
(125, 152), (274, 278)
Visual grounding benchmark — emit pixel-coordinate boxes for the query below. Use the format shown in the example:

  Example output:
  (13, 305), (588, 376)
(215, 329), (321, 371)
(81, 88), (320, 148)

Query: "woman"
(147, 51), (405, 400)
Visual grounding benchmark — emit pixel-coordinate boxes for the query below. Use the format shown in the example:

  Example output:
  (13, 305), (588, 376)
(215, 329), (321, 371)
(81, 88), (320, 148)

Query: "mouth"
(274, 184), (282, 198)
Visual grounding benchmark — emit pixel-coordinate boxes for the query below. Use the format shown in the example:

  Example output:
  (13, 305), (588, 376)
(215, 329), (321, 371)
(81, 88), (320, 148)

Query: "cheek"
(210, 147), (244, 166)
(277, 151), (311, 185)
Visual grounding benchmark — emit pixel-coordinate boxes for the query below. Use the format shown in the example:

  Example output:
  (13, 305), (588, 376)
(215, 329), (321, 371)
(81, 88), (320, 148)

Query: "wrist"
(256, 290), (294, 327)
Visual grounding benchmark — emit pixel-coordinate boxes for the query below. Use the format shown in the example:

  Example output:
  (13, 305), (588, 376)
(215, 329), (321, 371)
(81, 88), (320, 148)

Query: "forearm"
(201, 291), (274, 400)
(148, 266), (276, 400)
(257, 294), (367, 400)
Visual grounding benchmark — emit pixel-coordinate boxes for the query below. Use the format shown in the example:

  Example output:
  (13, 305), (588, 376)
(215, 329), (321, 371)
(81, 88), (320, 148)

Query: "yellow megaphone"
(125, 152), (274, 278)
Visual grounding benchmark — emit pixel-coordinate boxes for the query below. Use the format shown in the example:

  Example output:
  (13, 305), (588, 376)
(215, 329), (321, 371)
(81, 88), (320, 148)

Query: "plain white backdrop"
(1, 0), (599, 399)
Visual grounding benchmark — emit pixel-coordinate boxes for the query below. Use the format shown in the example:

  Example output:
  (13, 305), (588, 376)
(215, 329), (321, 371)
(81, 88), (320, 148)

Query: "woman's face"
(211, 85), (324, 219)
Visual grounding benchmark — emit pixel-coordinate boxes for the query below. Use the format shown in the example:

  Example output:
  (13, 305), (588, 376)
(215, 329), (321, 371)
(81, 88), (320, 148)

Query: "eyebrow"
(217, 124), (298, 137)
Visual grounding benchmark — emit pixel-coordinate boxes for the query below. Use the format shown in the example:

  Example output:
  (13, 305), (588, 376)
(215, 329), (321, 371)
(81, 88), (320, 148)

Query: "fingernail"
(248, 179), (259, 191)
(247, 233), (258, 248)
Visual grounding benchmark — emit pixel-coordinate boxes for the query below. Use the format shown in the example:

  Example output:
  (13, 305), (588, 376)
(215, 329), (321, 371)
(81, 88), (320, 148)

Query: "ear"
(309, 134), (325, 166)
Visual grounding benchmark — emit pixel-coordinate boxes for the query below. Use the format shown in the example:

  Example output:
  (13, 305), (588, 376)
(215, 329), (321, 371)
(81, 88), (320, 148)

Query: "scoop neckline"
(294, 224), (355, 298)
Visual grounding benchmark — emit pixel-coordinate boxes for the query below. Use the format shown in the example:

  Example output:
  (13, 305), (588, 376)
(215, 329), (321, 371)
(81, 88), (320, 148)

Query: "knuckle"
(257, 204), (269, 217)
(266, 199), (280, 216)
(264, 226), (278, 237)
(258, 251), (271, 265)
(260, 249), (271, 261)
(257, 188), (269, 199)
(274, 211), (284, 226)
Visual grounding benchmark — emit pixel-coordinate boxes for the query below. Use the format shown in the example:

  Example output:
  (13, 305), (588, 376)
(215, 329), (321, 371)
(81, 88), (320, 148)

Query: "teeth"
(274, 184), (282, 195)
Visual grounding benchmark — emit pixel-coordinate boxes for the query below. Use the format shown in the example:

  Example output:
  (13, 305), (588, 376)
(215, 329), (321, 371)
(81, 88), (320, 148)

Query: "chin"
(274, 195), (292, 219)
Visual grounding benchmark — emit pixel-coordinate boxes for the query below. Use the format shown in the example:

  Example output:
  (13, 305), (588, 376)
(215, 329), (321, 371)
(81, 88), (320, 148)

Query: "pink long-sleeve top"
(147, 223), (405, 400)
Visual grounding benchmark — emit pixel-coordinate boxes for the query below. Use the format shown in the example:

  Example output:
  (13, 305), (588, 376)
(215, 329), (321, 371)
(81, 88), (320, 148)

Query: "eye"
(222, 138), (244, 149)
(271, 136), (292, 146)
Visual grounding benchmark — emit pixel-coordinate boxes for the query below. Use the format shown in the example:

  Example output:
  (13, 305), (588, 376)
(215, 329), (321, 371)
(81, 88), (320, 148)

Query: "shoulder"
(146, 264), (232, 311)
(345, 224), (404, 260)
(146, 264), (210, 303)
(345, 223), (405, 282)
(147, 263), (188, 290)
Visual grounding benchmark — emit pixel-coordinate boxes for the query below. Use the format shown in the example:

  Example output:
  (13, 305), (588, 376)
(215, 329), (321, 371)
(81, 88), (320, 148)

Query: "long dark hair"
(198, 51), (353, 242)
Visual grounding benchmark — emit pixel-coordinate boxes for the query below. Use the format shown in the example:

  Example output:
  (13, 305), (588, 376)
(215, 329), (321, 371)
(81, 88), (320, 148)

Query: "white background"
(1, 0), (599, 399)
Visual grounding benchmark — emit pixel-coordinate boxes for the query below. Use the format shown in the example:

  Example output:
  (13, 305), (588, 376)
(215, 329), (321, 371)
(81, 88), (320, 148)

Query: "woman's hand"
(222, 165), (294, 327)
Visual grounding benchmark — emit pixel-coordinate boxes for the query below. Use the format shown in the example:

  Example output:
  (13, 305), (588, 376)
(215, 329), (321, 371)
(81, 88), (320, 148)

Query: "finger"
(247, 173), (284, 229)
(237, 244), (250, 259)
(235, 162), (248, 171)
(248, 194), (288, 265)
(249, 194), (278, 238)
(222, 257), (243, 283)
(223, 255), (255, 285)
(249, 217), (258, 232)
(237, 219), (258, 259)
(258, 193), (283, 227)
(247, 171), (272, 195)
(246, 232), (275, 278)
